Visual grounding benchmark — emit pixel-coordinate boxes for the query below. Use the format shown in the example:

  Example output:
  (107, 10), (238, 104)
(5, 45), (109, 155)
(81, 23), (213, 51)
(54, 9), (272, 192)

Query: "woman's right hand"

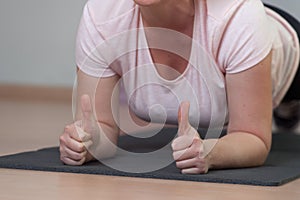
(59, 95), (95, 165)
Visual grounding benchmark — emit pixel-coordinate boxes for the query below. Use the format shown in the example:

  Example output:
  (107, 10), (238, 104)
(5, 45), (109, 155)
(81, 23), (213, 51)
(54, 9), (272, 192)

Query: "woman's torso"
(76, 0), (299, 128)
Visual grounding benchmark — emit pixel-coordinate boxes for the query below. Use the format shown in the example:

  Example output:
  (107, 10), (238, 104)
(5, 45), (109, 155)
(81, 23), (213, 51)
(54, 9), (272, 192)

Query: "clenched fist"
(59, 95), (97, 165)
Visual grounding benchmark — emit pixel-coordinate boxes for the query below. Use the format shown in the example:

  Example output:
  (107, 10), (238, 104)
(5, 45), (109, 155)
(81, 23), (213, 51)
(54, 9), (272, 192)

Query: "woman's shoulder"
(206, 0), (265, 22)
(84, 0), (136, 26)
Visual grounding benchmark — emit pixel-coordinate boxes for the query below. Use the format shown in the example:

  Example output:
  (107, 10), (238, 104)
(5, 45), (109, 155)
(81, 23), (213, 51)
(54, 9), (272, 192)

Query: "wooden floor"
(0, 96), (300, 200)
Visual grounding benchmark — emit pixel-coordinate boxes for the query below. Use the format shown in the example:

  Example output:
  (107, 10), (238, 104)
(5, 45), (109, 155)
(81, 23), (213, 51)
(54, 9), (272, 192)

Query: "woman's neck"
(139, 0), (195, 32)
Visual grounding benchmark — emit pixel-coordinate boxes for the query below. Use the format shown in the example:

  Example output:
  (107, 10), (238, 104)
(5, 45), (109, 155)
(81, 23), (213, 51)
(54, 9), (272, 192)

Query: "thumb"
(178, 101), (191, 135)
(81, 94), (94, 133)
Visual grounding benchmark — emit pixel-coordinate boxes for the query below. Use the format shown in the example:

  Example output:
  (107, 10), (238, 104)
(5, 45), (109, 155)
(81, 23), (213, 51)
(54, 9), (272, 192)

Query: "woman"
(59, 0), (300, 174)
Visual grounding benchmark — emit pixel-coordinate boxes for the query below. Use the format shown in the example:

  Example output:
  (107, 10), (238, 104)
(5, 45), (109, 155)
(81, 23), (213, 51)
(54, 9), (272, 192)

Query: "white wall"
(262, 0), (300, 20)
(0, 0), (86, 87)
(0, 1), (299, 87)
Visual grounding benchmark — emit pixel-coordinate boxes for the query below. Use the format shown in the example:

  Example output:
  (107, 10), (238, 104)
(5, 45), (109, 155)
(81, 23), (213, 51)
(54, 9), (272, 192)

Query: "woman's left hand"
(171, 102), (209, 174)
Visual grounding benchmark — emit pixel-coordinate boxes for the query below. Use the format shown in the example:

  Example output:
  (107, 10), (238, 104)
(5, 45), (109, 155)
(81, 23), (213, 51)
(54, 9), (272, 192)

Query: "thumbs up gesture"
(171, 101), (209, 174)
(59, 94), (98, 165)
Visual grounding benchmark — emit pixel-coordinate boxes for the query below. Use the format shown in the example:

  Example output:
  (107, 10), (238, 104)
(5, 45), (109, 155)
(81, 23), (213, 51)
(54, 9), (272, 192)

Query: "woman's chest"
(120, 65), (228, 128)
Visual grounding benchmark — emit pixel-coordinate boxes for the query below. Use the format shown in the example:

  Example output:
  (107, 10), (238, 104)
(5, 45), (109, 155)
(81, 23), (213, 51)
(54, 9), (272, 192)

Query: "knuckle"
(195, 160), (208, 174)
(172, 152), (177, 160)
(59, 135), (65, 144)
(65, 124), (77, 137)
(173, 152), (181, 161)
(78, 144), (85, 151)
(64, 125), (71, 133)
(171, 141), (176, 150)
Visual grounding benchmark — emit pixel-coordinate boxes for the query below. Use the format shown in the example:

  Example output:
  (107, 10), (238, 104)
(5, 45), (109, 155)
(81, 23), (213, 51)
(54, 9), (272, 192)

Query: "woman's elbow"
(256, 137), (272, 166)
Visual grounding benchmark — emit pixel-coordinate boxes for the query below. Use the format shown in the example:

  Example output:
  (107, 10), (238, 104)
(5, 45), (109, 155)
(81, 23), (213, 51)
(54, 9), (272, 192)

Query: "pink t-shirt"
(76, 0), (299, 128)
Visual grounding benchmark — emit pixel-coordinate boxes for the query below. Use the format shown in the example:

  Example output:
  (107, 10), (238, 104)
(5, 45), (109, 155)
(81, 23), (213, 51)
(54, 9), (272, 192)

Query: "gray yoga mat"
(0, 128), (300, 186)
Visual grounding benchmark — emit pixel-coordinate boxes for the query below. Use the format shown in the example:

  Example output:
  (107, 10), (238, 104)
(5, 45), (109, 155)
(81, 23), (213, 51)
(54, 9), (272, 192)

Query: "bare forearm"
(206, 132), (271, 170)
(87, 122), (119, 161)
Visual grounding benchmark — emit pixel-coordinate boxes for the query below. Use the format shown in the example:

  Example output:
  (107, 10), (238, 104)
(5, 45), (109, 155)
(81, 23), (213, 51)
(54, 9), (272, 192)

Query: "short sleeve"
(218, 0), (274, 74)
(75, 3), (117, 77)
